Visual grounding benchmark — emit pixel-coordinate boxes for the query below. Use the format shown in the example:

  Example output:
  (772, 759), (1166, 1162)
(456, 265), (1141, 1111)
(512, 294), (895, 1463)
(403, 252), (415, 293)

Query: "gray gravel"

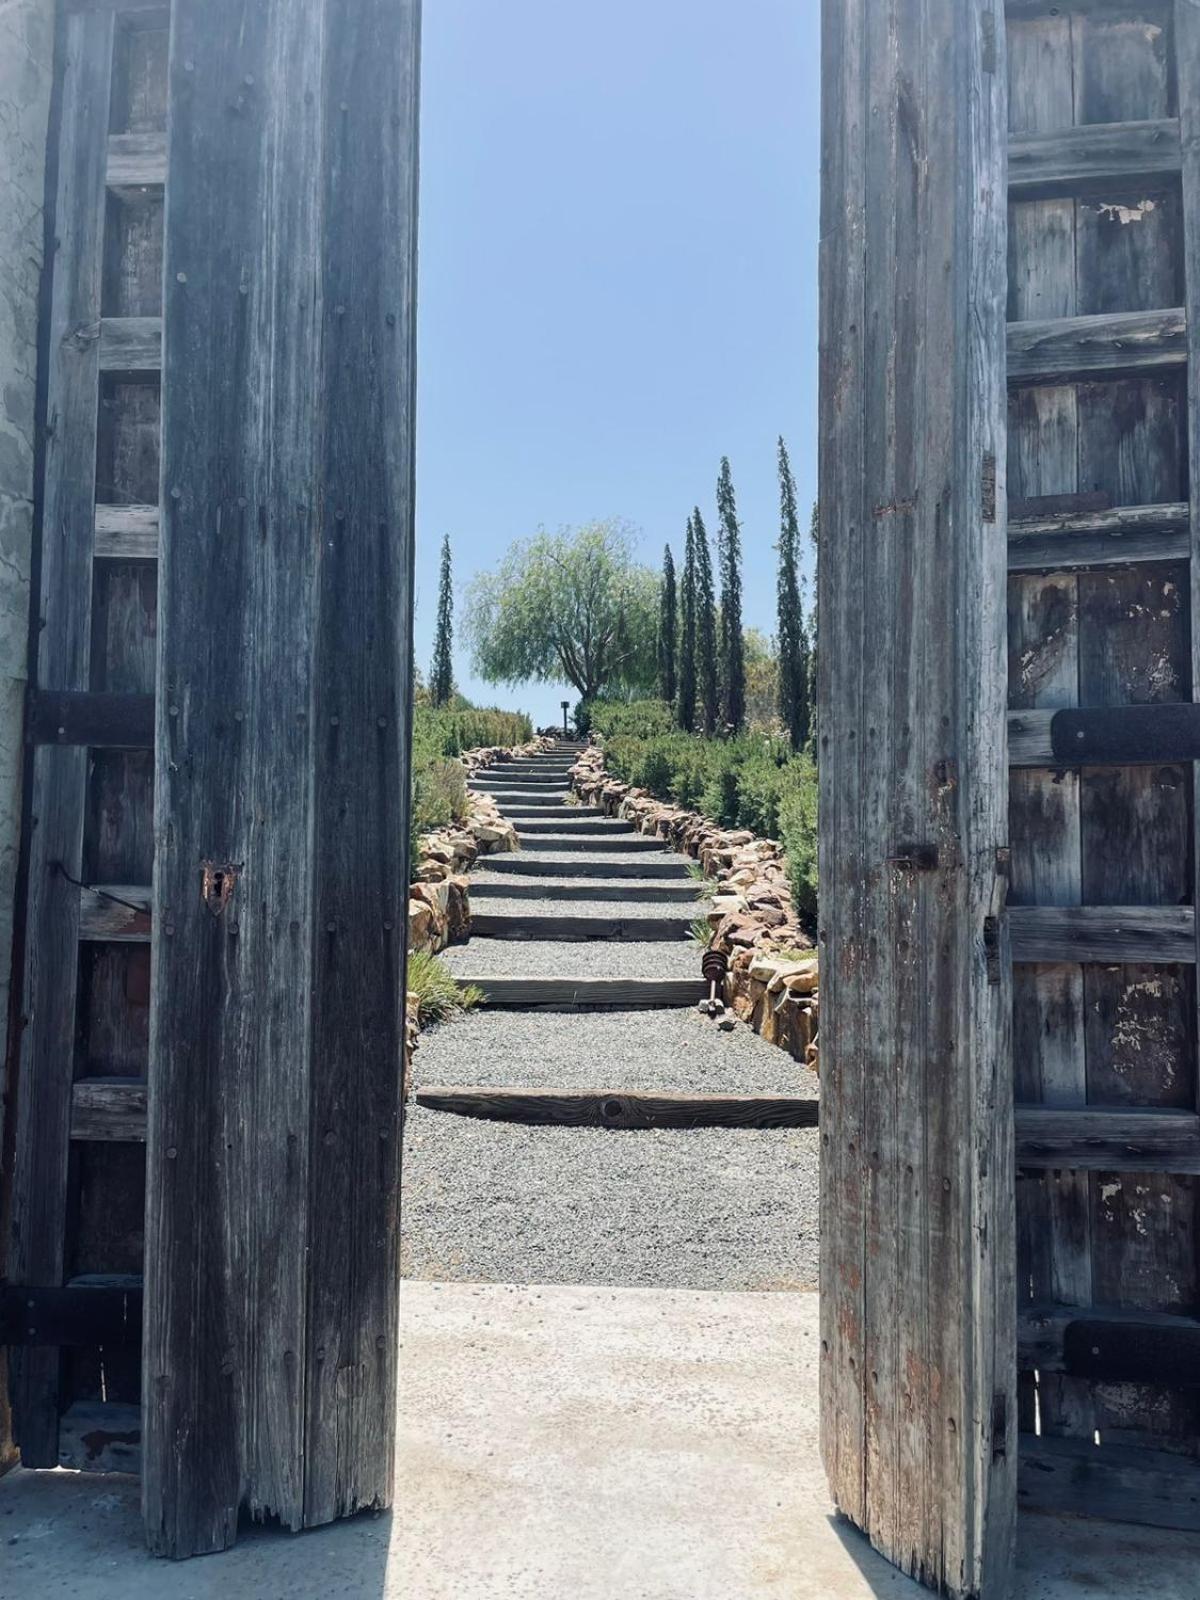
(504, 848), (683, 867)
(470, 895), (707, 920)
(471, 870), (702, 893)
(400, 1107), (819, 1291)
(444, 937), (701, 978)
(412, 1007), (818, 1096)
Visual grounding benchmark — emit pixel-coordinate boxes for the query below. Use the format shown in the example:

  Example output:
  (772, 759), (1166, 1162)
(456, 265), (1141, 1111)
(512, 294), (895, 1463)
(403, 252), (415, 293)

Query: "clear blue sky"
(414, 0), (821, 730)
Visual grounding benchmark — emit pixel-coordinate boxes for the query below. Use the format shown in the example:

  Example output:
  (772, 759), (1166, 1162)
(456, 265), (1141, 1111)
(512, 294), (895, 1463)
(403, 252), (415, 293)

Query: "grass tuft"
(407, 948), (483, 1025)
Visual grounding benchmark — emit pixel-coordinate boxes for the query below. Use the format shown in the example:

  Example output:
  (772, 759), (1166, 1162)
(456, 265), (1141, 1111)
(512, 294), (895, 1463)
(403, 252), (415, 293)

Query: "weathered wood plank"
(414, 1085), (820, 1130)
(1018, 1304), (1200, 1376)
(94, 502), (158, 559)
(1016, 1105), (1200, 1169)
(481, 857), (692, 880)
(9, 7), (116, 1471)
(1010, 905), (1195, 962)
(1008, 501), (1191, 571)
(1009, 117), (1180, 196)
(454, 976), (701, 1010)
(1018, 1435), (1200, 1531)
(97, 314), (160, 371)
(71, 1078), (147, 1141)
(1008, 307), (1187, 382)
(468, 880), (701, 903)
(818, 1), (1013, 1590)
(468, 913), (692, 942)
(77, 883), (150, 941)
(142, 0), (420, 1557)
(1009, 704), (1200, 765)
(107, 130), (165, 189)
(518, 835), (665, 854)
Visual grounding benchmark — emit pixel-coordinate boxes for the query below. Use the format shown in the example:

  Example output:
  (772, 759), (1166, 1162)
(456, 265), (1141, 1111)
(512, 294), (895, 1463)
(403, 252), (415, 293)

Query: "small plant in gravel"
(407, 949), (483, 1025)
(689, 914), (714, 948)
(684, 862), (716, 897)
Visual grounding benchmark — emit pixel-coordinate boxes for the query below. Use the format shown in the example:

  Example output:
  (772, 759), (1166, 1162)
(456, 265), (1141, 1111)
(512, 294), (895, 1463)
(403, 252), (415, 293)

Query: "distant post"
(818, 2), (1014, 1595)
(143, 0), (421, 1558)
(561, 699), (570, 736)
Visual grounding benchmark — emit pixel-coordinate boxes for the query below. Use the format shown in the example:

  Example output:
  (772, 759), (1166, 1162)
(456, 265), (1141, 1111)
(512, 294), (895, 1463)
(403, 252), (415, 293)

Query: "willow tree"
(465, 519), (658, 703)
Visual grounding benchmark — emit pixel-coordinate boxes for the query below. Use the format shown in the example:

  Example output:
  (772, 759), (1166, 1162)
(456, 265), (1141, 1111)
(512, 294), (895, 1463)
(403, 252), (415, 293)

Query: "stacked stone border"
(404, 734), (557, 1066)
(570, 745), (819, 1074)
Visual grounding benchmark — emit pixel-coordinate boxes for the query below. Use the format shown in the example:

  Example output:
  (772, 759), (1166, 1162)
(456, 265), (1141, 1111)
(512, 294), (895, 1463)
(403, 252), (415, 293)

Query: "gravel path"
(412, 1008), (818, 1096)
(443, 937), (701, 979)
(500, 848), (685, 868)
(470, 895), (707, 920)
(471, 870), (704, 893)
(400, 1108), (818, 1291)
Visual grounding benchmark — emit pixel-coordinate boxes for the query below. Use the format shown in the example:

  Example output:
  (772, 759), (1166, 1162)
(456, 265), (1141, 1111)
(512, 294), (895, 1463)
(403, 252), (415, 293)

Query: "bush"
(589, 698), (676, 741)
(597, 722), (817, 930)
(409, 701), (531, 857)
(406, 949), (482, 1023)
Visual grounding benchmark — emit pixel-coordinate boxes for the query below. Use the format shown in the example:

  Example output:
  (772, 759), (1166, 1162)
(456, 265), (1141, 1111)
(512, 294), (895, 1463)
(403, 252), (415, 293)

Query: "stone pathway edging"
(570, 746), (819, 1074)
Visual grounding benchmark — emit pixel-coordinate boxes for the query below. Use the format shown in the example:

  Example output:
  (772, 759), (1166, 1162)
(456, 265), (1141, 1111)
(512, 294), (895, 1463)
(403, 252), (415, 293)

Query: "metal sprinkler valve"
(699, 946), (729, 1017)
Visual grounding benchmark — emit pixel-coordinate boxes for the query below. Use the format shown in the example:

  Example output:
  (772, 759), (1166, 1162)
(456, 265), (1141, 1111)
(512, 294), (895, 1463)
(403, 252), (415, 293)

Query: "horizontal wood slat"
(1009, 118), (1181, 196)
(0, 1278), (143, 1346)
(1008, 502), (1190, 572)
(107, 131), (166, 189)
(98, 315), (161, 371)
(1009, 905), (1195, 963)
(1015, 1105), (1200, 1170)
(94, 503), (158, 559)
(1018, 1436), (1200, 1532)
(77, 884), (151, 941)
(26, 689), (154, 748)
(1007, 308), (1187, 384)
(71, 1078), (146, 1140)
(414, 1085), (821, 1129)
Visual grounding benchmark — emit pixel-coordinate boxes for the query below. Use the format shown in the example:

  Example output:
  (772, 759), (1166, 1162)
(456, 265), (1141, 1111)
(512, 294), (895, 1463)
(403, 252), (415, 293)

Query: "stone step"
(468, 880), (703, 902)
(451, 976), (702, 1010)
(518, 835), (666, 854)
(470, 912), (693, 942)
(414, 1085), (820, 1129)
(477, 857), (692, 880)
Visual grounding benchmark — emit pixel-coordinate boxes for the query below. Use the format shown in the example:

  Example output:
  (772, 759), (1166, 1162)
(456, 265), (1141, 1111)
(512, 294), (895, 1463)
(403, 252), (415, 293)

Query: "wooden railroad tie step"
(502, 805), (607, 819)
(469, 913), (692, 942)
(452, 975), (702, 1009)
(518, 834), (666, 854)
(414, 1085), (820, 1130)
(479, 858), (691, 879)
(469, 880), (702, 903)
(514, 819), (637, 835)
(475, 792), (571, 807)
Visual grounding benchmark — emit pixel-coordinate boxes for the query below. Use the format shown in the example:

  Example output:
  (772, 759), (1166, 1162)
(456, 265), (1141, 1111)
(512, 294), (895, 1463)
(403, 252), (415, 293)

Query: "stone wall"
(571, 746), (819, 1074)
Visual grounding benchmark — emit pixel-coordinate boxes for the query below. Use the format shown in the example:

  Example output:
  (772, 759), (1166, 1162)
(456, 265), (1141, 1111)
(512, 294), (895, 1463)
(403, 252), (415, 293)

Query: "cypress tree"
(430, 534), (454, 707)
(715, 456), (746, 733)
(776, 438), (811, 749)
(677, 519), (697, 732)
(658, 544), (677, 705)
(693, 507), (719, 736)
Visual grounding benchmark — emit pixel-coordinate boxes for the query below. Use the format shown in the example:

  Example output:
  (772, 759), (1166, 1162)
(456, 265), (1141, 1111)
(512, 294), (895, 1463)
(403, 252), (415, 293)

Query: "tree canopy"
(465, 520), (658, 702)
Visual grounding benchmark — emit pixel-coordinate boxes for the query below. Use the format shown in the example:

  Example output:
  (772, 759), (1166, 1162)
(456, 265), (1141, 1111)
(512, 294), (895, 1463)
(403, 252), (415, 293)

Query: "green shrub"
(590, 698), (675, 741)
(409, 700), (531, 858)
(406, 949), (482, 1024)
(779, 776), (818, 932)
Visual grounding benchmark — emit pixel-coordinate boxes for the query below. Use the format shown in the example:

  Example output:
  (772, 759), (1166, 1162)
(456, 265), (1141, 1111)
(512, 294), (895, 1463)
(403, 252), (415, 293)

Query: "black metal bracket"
(1062, 1317), (1200, 1386)
(0, 1281), (143, 1347)
(26, 688), (155, 749)
(1051, 704), (1200, 765)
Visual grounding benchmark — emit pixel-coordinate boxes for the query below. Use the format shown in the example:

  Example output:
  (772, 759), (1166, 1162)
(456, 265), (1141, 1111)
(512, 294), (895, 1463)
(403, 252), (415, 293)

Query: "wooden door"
(1007, 0), (1200, 1528)
(818, 3), (1015, 1594)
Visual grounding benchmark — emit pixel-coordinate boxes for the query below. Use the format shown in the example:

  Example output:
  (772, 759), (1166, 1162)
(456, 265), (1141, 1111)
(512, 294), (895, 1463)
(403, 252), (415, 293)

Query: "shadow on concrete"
(827, 1513), (929, 1597)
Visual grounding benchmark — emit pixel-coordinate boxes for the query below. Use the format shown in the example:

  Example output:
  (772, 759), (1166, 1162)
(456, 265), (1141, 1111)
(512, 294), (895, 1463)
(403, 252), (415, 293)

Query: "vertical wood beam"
(143, 0), (420, 1557)
(817, 2), (1015, 1594)
(9, 7), (115, 1468)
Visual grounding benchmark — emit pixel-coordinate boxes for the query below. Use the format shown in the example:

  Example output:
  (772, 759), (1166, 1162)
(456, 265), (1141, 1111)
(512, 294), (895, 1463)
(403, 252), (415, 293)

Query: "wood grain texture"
(94, 502), (158, 558)
(414, 1085), (820, 1130)
(97, 314), (160, 371)
(9, 8), (116, 1470)
(468, 913), (692, 942)
(1008, 306), (1187, 383)
(1015, 1105), (1200, 1168)
(1009, 117), (1180, 195)
(452, 976), (701, 1010)
(107, 130), (165, 189)
(1018, 1434), (1200, 1529)
(142, 0), (421, 1557)
(817, 3), (1014, 1591)
(71, 1078), (147, 1142)
(1009, 905), (1195, 962)
(1008, 501), (1190, 571)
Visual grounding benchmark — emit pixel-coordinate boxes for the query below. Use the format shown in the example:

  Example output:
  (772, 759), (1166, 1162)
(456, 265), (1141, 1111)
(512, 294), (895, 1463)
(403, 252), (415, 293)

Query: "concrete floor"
(2, 1282), (1198, 1598)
